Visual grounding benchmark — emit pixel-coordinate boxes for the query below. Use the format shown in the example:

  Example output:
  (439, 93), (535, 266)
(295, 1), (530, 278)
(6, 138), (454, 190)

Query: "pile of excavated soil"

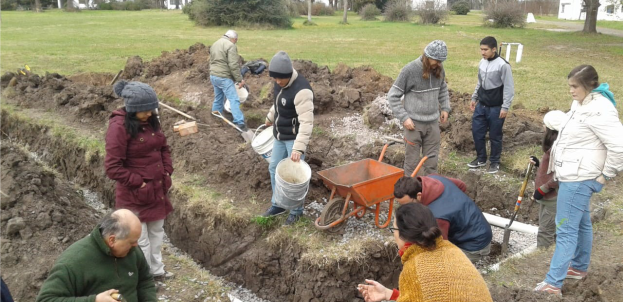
(0, 143), (101, 301)
(2, 44), (619, 302)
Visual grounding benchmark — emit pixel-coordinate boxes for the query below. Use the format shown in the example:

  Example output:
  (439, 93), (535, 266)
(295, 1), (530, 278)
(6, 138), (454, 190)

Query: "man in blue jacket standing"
(468, 36), (515, 174)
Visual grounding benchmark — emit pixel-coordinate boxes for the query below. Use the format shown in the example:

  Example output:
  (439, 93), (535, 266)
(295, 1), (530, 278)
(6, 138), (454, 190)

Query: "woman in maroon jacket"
(105, 80), (174, 280)
(530, 110), (565, 249)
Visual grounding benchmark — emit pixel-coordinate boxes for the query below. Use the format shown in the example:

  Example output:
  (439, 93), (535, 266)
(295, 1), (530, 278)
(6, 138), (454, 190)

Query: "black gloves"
(530, 156), (540, 168)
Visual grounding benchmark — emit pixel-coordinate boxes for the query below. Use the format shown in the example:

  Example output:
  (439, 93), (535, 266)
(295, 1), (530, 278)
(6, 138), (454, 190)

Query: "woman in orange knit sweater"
(358, 203), (492, 302)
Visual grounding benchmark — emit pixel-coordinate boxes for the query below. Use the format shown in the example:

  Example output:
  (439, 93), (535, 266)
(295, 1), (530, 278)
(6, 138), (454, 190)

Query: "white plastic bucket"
(274, 158), (311, 210)
(251, 125), (274, 162)
(225, 86), (249, 113)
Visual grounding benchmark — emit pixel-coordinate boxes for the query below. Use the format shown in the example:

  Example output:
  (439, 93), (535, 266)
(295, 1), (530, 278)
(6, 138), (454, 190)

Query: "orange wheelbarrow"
(314, 141), (429, 231)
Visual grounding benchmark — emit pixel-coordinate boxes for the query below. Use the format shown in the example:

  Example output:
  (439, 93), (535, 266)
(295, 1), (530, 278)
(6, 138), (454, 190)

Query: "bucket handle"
(276, 182), (310, 202)
(253, 124), (268, 141)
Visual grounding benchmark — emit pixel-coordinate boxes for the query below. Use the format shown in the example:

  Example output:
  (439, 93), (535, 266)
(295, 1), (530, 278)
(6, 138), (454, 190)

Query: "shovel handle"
(211, 111), (243, 132)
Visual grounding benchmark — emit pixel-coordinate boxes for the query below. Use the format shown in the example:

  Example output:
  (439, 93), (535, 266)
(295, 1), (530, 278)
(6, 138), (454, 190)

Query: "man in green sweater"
(36, 209), (156, 302)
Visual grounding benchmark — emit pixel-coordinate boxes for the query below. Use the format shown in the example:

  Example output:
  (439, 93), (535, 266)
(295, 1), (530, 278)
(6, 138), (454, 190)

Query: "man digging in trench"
(393, 175), (493, 263)
(36, 209), (156, 302)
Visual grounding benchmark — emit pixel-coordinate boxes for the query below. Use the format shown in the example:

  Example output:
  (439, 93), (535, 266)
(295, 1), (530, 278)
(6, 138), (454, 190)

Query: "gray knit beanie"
(424, 40), (448, 62)
(113, 80), (159, 113)
(269, 51), (293, 79)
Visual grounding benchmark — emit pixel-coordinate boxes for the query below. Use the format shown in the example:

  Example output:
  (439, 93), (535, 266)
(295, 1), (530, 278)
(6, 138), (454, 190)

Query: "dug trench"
(1, 44), (619, 301)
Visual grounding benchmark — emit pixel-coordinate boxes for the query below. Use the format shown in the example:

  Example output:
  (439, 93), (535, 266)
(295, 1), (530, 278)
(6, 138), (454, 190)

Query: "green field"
(536, 15), (623, 31)
(2, 9), (622, 113)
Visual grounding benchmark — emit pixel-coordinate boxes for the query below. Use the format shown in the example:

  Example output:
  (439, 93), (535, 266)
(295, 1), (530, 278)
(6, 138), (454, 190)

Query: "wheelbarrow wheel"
(319, 197), (347, 233)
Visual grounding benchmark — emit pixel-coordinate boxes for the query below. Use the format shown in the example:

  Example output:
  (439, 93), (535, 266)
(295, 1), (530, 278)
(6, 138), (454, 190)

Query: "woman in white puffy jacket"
(535, 65), (623, 295)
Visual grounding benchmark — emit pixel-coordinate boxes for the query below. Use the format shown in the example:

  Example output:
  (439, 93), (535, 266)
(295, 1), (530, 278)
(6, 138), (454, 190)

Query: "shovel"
(501, 161), (535, 255)
(211, 111), (254, 143)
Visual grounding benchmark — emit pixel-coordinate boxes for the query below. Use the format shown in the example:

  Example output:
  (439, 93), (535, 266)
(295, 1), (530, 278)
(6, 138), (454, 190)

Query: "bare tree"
(582, 0), (600, 33)
(308, 0), (312, 22)
(35, 0), (42, 12)
(342, 0), (348, 23)
(66, 0), (74, 10)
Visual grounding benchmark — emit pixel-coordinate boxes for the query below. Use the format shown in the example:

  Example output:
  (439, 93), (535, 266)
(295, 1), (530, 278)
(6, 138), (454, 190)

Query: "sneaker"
(236, 123), (248, 132)
(566, 267), (588, 279)
(487, 163), (500, 174)
(284, 213), (301, 226)
(154, 271), (175, 282)
(467, 159), (486, 168)
(534, 281), (562, 296)
(262, 206), (286, 217)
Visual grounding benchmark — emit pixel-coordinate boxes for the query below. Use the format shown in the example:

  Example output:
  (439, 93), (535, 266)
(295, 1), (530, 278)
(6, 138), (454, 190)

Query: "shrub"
(484, 1), (526, 28)
(414, 1), (448, 24)
(451, 0), (470, 15)
(383, 0), (411, 22)
(284, 0), (300, 17)
(360, 3), (381, 20)
(299, 2), (335, 16)
(97, 2), (113, 9)
(353, 0), (374, 13)
(184, 0), (292, 28)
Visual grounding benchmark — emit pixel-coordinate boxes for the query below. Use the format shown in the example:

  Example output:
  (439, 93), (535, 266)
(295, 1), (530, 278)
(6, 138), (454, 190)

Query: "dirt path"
(535, 20), (623, 37)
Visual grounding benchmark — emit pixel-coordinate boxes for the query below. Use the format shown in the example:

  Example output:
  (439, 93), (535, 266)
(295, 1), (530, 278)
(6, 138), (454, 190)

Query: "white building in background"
(559, 0), (623, 21)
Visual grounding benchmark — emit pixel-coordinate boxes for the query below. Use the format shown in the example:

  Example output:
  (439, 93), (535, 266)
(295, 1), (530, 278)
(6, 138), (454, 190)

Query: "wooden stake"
(159, 102), (196, 120)
(109, 70), (123, 86)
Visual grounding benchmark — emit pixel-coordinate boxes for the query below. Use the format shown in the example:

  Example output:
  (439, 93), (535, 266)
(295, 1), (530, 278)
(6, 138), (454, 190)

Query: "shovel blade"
(241, 130), (254, 143)
(501, 227), (511, 255)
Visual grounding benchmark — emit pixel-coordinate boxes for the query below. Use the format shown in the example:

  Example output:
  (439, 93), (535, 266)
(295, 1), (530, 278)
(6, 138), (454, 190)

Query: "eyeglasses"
(388, 227), (399, 233)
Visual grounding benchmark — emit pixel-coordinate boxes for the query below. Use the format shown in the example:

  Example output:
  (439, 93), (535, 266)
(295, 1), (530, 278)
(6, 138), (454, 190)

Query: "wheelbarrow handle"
(409, 154), (436, 177)
(378, 142), (397, 162)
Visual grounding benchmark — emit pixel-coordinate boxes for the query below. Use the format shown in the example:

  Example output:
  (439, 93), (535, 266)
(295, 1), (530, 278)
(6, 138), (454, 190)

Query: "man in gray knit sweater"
(388, 40), (450, 176)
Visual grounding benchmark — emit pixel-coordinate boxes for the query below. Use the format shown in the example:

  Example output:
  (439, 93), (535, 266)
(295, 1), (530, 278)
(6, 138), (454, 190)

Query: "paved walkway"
(536, 20), (623, 38)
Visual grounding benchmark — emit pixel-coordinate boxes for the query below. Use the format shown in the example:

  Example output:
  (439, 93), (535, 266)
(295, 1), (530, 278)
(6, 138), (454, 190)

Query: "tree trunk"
(176, 0), (179, 9)
(308, 0), (312, 22)
(35, 0), (42, 12)
(66, 0), (74, 10)
(342, 0), (348, 23)
(582, 0), (600, 33)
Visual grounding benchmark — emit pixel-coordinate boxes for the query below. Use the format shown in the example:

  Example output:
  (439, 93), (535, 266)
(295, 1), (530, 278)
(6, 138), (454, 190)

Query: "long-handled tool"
(501, 161), (535, 255)
(211, 111), (254, 143)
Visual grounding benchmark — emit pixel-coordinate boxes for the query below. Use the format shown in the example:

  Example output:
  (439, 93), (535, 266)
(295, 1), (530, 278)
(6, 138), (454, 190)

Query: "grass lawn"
(2, 9), (622, 114)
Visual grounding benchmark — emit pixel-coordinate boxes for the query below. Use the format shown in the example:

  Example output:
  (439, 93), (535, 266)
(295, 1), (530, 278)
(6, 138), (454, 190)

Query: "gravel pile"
(305, 199), (392, 246)
(328, 113), (402, 147)
(491, 226), (537, 255)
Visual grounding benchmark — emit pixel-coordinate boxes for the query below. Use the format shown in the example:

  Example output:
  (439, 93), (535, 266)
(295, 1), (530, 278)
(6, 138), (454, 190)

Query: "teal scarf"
(592, 83), (616, 106)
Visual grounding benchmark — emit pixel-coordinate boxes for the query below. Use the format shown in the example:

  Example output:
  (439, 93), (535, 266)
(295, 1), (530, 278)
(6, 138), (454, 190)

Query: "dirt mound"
(1, 143), (100, 301)
(67, 72), (115, 87)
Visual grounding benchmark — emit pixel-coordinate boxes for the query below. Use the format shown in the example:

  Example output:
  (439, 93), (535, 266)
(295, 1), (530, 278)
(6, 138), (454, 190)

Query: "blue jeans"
(472, 103), (505, 164)
(544, 179), (603, 288)
(269, 139), (304, 215)
(210, 75), (244, 125)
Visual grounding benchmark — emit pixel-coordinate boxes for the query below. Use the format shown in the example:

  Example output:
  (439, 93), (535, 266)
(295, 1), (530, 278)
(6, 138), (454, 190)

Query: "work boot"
(236, 123), (248, 132)
(566, 267), (588, 280)
(534, 281), (561, 296)
(467, 158), (486, 168)
(284, 213), (301, 226)
(487, 163), (500, 174)
(262, 206), (286, 217)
